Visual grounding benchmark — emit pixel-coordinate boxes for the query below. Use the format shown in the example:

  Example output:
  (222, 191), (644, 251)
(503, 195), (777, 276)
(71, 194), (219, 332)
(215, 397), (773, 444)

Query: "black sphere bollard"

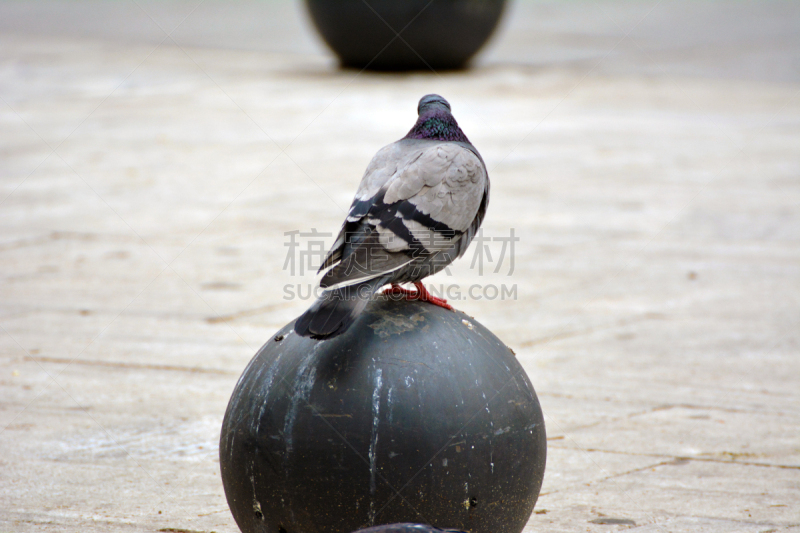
(304, 0), (507, 71)
(220, 298), (546, 533)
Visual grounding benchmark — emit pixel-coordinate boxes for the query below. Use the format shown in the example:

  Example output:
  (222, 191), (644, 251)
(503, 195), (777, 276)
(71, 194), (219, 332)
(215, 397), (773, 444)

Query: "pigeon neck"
(405, 110), (470, 143)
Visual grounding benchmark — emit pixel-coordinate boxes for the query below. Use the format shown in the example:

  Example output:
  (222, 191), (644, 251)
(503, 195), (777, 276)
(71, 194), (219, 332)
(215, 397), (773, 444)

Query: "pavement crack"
(30, 356), (237, 375)
(548, 445), (800, 470)
(519, 313), (662, 348)
(206, 302), (294, 324)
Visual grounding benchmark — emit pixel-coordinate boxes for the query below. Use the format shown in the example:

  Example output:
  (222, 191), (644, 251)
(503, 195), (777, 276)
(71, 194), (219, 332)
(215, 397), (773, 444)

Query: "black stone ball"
(304, 0), (507, 71)
(220, 298), (546, 533)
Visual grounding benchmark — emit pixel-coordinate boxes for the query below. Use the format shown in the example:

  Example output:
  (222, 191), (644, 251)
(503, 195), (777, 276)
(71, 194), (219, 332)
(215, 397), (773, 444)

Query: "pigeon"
(350, 524), (466, 533)
(294, 94), (490, 339)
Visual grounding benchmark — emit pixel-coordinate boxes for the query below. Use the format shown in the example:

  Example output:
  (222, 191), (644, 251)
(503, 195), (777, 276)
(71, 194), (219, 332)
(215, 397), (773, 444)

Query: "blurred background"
(1, 1), (798, 532)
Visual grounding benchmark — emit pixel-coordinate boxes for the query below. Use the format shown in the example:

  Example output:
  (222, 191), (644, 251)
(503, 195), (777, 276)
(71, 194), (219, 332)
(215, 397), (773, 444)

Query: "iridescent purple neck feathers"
(405, 110), (471, 143)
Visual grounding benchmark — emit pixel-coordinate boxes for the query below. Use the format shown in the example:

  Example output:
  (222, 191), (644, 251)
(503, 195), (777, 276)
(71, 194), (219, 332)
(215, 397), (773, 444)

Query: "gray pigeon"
(294, 94), (490, 339)
(351, 524), (467, 533)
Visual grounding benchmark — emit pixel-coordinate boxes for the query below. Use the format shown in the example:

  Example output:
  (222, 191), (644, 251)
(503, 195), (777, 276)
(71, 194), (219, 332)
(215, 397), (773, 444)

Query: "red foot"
(382, 282), (454, 311)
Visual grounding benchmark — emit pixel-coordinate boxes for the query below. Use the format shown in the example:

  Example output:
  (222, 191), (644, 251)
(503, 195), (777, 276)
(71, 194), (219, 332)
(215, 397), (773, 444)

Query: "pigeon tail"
(294, 277), (388, 339)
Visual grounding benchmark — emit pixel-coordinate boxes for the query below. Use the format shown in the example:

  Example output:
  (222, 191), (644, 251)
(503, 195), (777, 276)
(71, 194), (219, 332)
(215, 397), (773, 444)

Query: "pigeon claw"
(413, 282), (454, 311)
(383, 282), (454, 311)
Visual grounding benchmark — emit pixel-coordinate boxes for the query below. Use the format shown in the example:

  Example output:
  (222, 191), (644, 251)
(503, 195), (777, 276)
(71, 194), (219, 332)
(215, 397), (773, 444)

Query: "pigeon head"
(417, 94), (451, 114)
(405, 94), (470, 143)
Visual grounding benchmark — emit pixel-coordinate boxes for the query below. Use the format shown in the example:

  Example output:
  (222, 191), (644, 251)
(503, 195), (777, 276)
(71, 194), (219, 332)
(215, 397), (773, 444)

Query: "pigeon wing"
(319, 229), (414, 290)
(378, 142), (487, 257)
(319, 141), (488, 288)
(318, 142), (412, 271)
